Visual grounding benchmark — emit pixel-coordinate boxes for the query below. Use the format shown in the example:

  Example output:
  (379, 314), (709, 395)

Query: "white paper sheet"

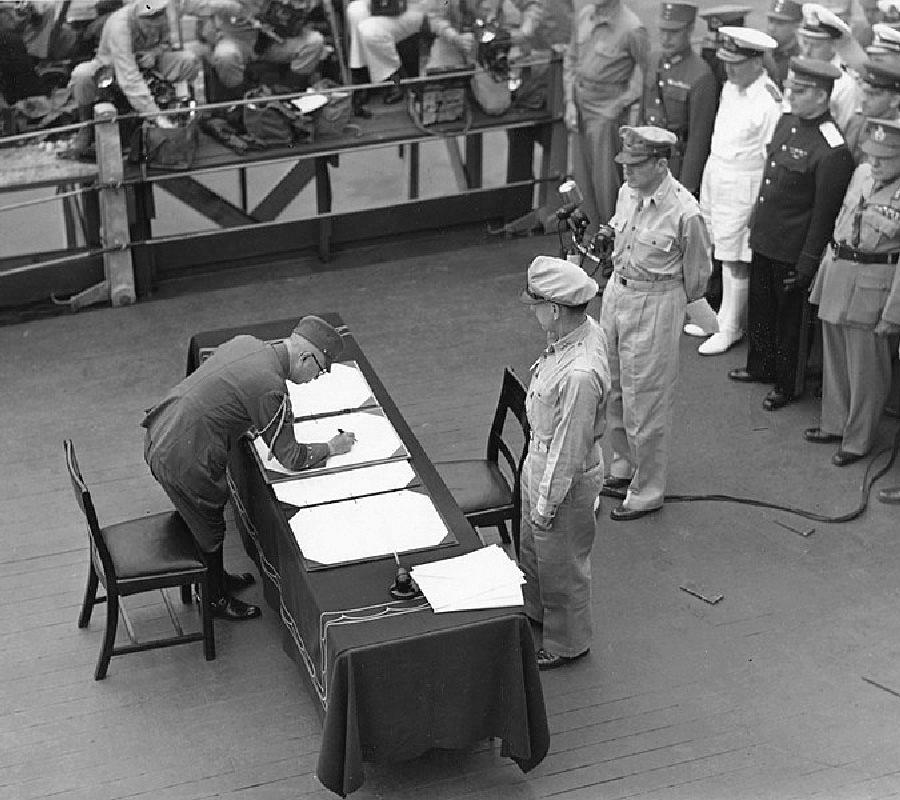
(411, 545), (525, 612)
(273, 460), (417, 508)
(289, 490), (450, 565)
(254, 410), (406, 475)
(287, 362), (375, 418)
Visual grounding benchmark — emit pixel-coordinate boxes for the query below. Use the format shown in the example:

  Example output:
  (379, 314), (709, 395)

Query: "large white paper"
(255, 410), (405, 475)
(412, 545), (525, 613)
(273, 460), (417, 508)
(287, 362), (375, 418)
(289, 490), (450, 565)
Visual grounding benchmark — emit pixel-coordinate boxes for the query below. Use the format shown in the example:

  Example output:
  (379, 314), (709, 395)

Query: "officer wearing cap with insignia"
(699, 4), (753, 93)
(564, 0), (649, 232)
(728, 57), (854, 411)
(844, 60), (900, 161)
(685, 27), (782, 355)
(600, 126), (711, 521)
(798, 3), (862, 128)
(143, 316), (357, 623)
(640, 2), (716, 195)
(866, 22), (900, 68)
(764, 0), (804, 88)
(806, 117), (900, 468)
(519, 256), (610, 670)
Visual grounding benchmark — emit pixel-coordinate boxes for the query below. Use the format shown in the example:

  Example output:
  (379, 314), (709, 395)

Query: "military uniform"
(742, 65), (854, 405)
(765, 38), (800, 87)
(519, 257), (609, 667)
(809, 120), (900, 458)
(641, 3), (717, 194)
(699, 4), (751, 95)
(843, 60), (900, 163)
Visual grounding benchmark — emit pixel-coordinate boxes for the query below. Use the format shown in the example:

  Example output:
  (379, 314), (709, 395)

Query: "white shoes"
(698, 331), (742, 355)
(683, 323), (709, 338)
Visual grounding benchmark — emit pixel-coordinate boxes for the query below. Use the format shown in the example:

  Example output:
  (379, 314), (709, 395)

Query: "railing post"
(94, 101), (136, 306)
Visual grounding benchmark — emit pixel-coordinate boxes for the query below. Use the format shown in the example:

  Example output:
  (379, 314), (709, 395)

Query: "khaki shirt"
(526, 317), (610, 519)
(609, 172), (712, 301)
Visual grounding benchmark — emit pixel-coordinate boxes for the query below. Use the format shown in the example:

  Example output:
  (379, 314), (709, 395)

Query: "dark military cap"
(292, 316), (344, 370)
(767, 0), (803, 21)
(861, 59), (900, 91)
(862, 117), (900, 156)
(785, 56), (841, 90)
(699, 4), (752, 31)
(614, 125), (677, 163)
(659, 2), (698, 29)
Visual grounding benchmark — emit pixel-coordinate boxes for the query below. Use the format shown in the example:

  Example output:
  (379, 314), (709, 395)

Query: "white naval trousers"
(346, 0), (424, 82)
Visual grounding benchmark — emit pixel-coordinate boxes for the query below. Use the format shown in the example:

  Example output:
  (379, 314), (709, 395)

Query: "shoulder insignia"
(819, 121), (844, 148)
(764, 82), (782, 104)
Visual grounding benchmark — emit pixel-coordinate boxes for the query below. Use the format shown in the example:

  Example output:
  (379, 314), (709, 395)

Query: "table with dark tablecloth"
(187, 317), (549, 796)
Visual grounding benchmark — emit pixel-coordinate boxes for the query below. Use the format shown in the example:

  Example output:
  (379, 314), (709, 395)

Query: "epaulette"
(819, 120), (844, 148)
(764, 81), (782, 104)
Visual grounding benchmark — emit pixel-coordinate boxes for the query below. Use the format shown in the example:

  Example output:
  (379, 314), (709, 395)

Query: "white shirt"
(830, 55), (861, 131)
(709, 72), (783, 165)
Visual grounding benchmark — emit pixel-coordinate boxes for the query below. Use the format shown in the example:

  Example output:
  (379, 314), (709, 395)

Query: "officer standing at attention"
(143, 316), (357, 621)
(519, 256), (610, 671)
(699, 4), (752, 95)
(844, 60), (900, 163)
(641, 2), (717, 196)
(601, 126), (712, 521)
(806, 118), (900, 467)
(564, 0), (649, 231)
(764, 0), (803, 88)
(728, 58), (854, 410)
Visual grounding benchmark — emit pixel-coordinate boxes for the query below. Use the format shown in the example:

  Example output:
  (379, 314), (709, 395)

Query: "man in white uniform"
(687, 27), (783, 355)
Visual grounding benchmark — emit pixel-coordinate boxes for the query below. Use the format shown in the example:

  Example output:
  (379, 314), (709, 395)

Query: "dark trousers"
(746, 252), (807, 396)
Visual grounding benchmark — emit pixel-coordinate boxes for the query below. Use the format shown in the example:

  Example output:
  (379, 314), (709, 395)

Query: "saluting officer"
(699, 4), (752, 95)
(764, 0), (803, 88)
(641, 2), (716, 195)
(844, 60), (900, 163)
(806, 118), (900, 466)
(728, 58), (854, 410)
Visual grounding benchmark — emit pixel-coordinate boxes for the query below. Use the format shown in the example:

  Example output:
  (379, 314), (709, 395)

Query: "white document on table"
(411, 545), (525, 612)
(254, 409), (406, 475)
(273, 460), (417, 508)
(287, 362), (375, 418)
(289, 489), (450, 565)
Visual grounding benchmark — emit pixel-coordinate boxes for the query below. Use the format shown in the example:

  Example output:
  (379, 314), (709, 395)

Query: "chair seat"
(102, 511), (204, 580)
(435, 459), (513, 515)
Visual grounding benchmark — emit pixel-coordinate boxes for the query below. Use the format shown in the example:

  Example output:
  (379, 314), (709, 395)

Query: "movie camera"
(555, 179), (615, 289)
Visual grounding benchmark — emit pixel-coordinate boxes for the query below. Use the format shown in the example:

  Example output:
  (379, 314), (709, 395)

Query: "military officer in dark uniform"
(728, 57), (855, 410)
(764, 0), (803, 88)
(844, 60), (900, 163)
(699, 4), (752, 95)
(641, 2), (716, 195)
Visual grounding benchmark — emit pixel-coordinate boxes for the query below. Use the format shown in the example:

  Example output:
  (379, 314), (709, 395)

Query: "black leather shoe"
(603, 476), (631, 491)
(610, 504), (661, 521)
(224, 571), (256, 593)
(762, 390), (791, 411)
(210, 595), (261, 621)
(728, 368), (764, 383)
(832, 450), (865, 467)
(804, 427), (842, 444)
(536, 647), (589, 671)
(383, 70), (405, 104)
(878, 486), (900, 504)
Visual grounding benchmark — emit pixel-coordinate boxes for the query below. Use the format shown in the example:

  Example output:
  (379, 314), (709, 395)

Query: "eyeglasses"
(301, 351), (327, 377)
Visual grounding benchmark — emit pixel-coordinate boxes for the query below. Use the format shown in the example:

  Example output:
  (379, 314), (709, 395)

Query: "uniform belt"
(831, 241), (900, 265)
(614, 270), (682, 287)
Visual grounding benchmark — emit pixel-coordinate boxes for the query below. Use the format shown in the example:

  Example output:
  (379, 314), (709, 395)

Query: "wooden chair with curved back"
(65, 440), (215, 680)
(434, 367), (530, 556)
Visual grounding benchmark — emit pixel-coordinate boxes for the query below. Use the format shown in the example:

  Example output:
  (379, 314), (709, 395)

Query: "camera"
(555, 179), (615, 284)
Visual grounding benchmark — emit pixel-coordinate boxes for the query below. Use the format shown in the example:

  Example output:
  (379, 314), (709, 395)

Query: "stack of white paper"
(287, 362), (375, 417)
(289, 490), (450, 565)
(411, 545), (525, 613)
(273, 460), (417, 508)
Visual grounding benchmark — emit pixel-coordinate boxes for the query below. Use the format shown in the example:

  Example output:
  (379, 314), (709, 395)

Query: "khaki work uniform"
(520, 317), (610, 658)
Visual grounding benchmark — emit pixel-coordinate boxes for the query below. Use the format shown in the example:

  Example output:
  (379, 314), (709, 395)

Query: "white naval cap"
(716, 26), (778, 61)
(800, 3), (852, 38)
(869, 22), (900, 54)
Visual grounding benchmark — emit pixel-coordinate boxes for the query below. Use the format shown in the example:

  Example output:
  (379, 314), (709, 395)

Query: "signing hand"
(328, 431), (356, 456)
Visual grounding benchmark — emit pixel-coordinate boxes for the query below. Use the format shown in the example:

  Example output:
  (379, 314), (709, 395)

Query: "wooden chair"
(65, 440), (215, 680)
(435, 367), (530, 556)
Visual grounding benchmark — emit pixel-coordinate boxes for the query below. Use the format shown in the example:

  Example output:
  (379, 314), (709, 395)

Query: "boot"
(698, 261), (748, 355)
(205, 547), (261, 621)
(383, 68), (406, 105)
(350, 67), (372, 119)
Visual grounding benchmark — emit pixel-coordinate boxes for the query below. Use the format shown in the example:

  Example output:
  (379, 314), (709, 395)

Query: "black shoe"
(536, 647), (589, 671)
(383, 70), (405, 105)
(803, 427), (842, 445)
(728, 368), (765, 383)
(224, 571), (256, 593)
(603, 476), (631, 491)
(610, 504), (661, 521)
(878, 486), (900, 504)
(210, 595), (261, 621)
(762, 390), (791, 411)
(832, 450), (865, 467)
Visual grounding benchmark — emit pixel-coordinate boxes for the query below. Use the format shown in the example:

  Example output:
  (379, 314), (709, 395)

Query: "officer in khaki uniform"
(519, 256), (610, 671)
(805, 118), (900, 465)
(844, 60), (900, 164)
(601, 126), (712, 520)
(641, 2), (717, 195)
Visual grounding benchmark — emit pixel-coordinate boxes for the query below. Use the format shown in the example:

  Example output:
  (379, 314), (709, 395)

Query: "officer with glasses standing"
(142, 316), (356, 622)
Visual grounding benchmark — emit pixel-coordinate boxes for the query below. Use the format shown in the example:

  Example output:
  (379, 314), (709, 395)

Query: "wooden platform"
(5, 233), (900, 799)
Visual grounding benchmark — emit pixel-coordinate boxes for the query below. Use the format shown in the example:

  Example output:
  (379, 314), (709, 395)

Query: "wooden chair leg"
(496, 519), (512, 547)
(94, 592), (119, 681)
(78, 558), (99, 629)
(180, 584), (193, 605)
(198, 576), (215, 661)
